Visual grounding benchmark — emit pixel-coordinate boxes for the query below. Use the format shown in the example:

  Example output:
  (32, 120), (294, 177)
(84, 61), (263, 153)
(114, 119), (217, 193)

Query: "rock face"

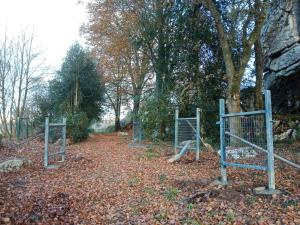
(261, 0), (300, 113)
(0, 159), (32, 173)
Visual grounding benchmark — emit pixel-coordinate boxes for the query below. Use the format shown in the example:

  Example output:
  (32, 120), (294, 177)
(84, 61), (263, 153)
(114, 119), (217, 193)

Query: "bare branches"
(0, 29), (45, 137)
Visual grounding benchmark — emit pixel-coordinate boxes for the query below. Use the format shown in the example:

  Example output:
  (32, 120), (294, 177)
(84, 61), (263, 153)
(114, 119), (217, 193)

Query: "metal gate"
(44, 117), (67, 168)
(174, 108), (200, 160)
(219, 90), (300, 193)
(132, 119), (143, 146)
(219, 90), (276, 191)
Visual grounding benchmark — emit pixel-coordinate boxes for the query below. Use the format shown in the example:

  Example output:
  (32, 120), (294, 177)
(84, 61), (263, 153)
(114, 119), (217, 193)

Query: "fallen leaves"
(0, 134), (299, 224)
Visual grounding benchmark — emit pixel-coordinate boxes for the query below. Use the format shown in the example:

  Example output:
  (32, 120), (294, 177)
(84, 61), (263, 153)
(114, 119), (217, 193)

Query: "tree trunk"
(254, 40), (264, 109)
(114, 108), (121, 132)
(132, 93), (140, 119)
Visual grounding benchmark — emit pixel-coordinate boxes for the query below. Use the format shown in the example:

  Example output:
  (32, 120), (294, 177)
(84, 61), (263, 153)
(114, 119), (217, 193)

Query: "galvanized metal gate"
(219, 90), (300, 192)
(131, 119), (143, 146)
(174, 108), (200, 160)
(16, 117), (29, 140)
(44, 117), (67, 168)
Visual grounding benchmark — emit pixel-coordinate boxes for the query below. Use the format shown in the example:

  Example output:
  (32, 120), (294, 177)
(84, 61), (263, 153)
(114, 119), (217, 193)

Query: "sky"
(0, 0), (87, 72)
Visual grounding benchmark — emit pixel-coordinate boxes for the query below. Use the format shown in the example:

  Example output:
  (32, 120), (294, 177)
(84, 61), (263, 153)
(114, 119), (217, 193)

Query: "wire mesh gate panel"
(174, 108), (200, 160)
(16, 117), (29, 140)
(132, 120), (143, 146)
(219, 90), (276, 191)
(44, 117), (67, 168)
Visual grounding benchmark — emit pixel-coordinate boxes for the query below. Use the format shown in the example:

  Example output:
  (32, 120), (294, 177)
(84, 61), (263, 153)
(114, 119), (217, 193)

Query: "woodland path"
(0, 134), (299, 224)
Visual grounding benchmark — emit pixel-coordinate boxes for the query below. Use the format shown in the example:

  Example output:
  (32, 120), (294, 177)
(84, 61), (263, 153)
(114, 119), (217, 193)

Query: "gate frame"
(132, 119), (143, 145)
(218, 90), (276, 192)
(44, 117), (67, 168)
(174, 108), (200, 161)
(16, 117), (29, 140)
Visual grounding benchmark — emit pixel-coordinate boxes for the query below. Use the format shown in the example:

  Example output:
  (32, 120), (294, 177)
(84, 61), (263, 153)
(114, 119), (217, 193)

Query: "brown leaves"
(0, 134), (300, 224)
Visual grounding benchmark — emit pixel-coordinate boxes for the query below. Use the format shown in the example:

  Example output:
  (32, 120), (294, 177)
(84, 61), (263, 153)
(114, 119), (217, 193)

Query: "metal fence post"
(265, 90), (275, 190)
(133, 120), (136, 144)
(62, 117), (67, 162)
(44, 117), (49, 168)
(16, 117), (20, 140)
(219, 99), (227, 184)
(174, 108), (179, 154)
(26, 118), (29, 139)
(196, 108), (200, 161)
(139, 120), (142, 144)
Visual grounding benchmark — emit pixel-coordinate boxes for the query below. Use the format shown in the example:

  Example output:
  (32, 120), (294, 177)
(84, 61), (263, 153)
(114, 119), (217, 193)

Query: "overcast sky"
(0, 0), (87, 72)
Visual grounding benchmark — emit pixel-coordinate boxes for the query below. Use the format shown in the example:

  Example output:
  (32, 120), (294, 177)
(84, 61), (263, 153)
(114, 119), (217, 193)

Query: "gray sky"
(0, 0), (87, 71)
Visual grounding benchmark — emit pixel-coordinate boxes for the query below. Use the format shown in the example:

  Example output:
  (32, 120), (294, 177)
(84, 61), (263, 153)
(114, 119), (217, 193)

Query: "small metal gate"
(16, 117), (29, 140)
(174, 108), (200, 160)
(132, 119), (143, 146)
(219, 91), (276, 191)
(44, 117), (67, 168)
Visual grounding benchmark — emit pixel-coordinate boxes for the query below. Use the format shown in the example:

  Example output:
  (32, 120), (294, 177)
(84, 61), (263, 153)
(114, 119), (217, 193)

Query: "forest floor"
(0, 133), (300, 225)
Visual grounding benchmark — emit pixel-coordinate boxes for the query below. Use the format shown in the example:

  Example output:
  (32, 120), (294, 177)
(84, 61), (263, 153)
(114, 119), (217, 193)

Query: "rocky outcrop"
(261, 0), (300, 113)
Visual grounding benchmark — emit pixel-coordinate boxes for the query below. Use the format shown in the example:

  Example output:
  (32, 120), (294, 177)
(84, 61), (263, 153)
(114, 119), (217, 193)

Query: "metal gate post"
(139, 120), (142, 144)
(62, 117), (67, 162)
(196, 108), (200, 161)
(16, 117), (20, 140)
(174, 108), (179, 154)
(44, 117), (49, 168)
(265, 90), (275, 190)
(26, 119), (29, 139)
(219, 99), (227, 184)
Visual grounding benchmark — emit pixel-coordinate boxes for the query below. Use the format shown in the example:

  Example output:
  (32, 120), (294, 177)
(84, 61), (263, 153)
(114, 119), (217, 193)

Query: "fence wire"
(47, 125), (65, 165)
(177, 118), (197, 149)
(224, 114), (267, 167)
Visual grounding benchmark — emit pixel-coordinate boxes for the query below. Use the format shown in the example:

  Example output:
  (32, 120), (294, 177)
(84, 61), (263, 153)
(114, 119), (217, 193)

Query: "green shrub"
(66, 111), (90, 143)
(0, 133), (2, 146)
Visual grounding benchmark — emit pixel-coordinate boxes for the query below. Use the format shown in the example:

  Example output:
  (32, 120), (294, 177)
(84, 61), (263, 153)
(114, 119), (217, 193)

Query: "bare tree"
(0, 29), (45, 137)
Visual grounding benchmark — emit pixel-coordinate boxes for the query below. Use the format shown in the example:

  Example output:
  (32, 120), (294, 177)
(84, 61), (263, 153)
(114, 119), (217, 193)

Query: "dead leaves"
(0, 134), (299, 224)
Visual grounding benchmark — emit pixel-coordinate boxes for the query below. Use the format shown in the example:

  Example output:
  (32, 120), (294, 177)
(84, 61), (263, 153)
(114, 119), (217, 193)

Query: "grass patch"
(187, 203), (194, 210)
(226, 211), (236, 223)
(182, 218), (202, 225)
(164, 187), (181, 201)
(246, 196), (256, 205)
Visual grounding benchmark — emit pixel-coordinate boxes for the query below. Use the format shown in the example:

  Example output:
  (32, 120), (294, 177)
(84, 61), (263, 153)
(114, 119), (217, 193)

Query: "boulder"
(274, 129), (295, 141)
(0, 159), (32, 173)
(261, 0), (300, 113)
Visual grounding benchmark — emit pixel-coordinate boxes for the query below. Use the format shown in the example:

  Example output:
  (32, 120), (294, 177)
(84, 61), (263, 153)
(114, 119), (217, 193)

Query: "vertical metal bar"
(44, 117), (49, 168)
(26, 118), (29, 139)
(174, 108), (179, 154)
(62, 117), (67, 162)
(265, 90), (275, 190)
(16, 117), (20, 140)
(219, 99), (227, 184)
(139, 120), (142, 144)
(133, 120), (136, 144)
(196, 108), (200, 161)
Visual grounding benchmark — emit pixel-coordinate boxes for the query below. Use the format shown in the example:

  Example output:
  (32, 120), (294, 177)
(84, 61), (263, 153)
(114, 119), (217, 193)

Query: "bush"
(139, 96), (175, 141)
(0, 133), (2, 146)
(66, 111), (90, 143)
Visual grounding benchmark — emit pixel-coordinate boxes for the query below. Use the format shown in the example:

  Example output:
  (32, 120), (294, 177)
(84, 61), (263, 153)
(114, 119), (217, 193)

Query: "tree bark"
(254, 40), (264, 109)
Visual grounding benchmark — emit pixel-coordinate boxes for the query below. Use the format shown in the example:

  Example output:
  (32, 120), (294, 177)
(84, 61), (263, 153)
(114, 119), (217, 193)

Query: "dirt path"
(0, 134), (299, 224)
